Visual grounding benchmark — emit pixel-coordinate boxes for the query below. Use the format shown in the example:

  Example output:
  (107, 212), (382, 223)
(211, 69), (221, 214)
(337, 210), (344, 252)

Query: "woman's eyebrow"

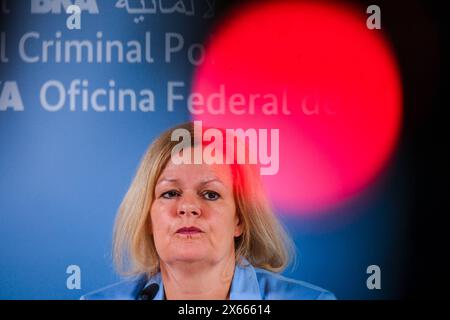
(156, 177), (224, 186)
(199, 178), (224, 186)
(156, 178), (178, 185)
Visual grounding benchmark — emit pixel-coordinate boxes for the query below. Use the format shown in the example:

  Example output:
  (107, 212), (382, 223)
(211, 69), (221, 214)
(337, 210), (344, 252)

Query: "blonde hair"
(113, 122), (295, 277)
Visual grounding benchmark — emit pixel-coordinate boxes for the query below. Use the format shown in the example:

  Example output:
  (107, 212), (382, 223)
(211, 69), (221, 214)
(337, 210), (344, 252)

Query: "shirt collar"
(142, 258), (262, 300)
(229, 258), (262, 299)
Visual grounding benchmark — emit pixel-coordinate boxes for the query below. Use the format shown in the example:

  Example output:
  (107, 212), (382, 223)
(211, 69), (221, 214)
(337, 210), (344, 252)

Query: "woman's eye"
(202, 191), (220, 201)
(161, 190), (180, 199)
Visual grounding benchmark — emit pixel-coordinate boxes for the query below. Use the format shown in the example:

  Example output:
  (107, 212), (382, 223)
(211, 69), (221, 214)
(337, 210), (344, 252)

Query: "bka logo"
(31, 0), (99, 14)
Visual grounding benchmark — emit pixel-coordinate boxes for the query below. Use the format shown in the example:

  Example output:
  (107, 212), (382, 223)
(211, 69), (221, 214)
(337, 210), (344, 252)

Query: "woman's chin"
(167, 234), (212, 262)
(171, 247), (209, 263)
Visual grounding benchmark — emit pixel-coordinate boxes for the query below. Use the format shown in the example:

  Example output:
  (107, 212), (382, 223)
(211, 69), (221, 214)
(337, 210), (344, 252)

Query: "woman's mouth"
(176, 226), (204, 235)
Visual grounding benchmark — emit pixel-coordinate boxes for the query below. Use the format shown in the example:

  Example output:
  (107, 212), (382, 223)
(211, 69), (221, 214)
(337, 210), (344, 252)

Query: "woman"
(81, 122), (336, 300)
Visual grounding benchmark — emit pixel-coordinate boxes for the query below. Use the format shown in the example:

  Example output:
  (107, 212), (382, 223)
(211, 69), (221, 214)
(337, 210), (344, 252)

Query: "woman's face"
(150, 151), (242, 266)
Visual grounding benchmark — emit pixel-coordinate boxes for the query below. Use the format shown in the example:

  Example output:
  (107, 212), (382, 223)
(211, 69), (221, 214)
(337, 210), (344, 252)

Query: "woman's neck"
(160, 254), (236, 300)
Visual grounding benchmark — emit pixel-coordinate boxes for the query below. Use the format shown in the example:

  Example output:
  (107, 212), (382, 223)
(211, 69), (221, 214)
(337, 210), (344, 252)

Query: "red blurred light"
(192, 1), (402, 215)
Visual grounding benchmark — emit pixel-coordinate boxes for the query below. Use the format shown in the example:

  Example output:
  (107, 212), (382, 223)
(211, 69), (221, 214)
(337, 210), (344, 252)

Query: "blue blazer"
(81, 260), (336, 300)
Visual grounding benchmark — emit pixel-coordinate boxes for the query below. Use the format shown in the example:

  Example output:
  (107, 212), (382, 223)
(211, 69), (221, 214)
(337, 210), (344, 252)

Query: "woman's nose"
(177, 194), (201, 217)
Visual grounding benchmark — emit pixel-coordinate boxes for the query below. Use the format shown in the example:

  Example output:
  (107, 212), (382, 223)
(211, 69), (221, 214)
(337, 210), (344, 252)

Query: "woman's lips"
(176, 226), (204, 235)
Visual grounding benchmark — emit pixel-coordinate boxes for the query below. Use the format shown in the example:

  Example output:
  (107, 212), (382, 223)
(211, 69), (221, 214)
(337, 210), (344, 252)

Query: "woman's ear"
(234, 214), (243, 237)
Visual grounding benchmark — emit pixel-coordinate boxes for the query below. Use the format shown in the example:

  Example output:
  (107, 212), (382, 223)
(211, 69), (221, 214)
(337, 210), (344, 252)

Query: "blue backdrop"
(0, 0), (408, 299)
